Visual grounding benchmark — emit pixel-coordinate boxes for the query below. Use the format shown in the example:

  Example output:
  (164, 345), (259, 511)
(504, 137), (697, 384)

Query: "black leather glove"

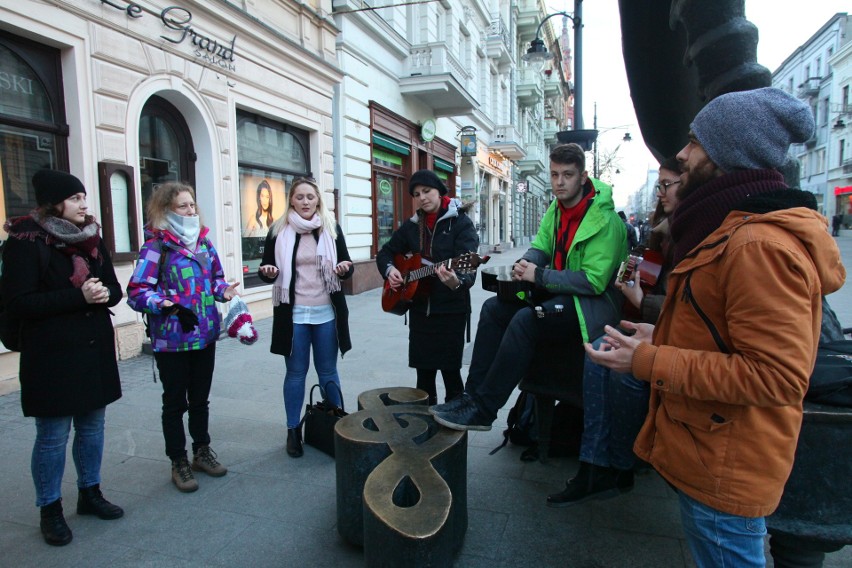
(168, 303), (199, 333)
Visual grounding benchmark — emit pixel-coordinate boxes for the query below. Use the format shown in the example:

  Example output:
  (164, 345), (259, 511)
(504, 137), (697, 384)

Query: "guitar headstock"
(450, 252), (491, 273)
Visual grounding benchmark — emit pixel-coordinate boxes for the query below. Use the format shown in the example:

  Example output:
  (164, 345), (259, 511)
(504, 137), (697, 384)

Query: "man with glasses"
(586, 88), (846, 567)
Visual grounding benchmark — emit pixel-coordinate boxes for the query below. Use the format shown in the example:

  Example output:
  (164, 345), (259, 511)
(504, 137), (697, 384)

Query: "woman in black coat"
(257, 177), (353, 458)
(376, 170), (479, 405)
(1, 170), (123, 546)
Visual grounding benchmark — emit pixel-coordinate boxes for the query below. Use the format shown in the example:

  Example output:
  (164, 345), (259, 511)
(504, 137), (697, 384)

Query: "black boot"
(546, 462), (634, 508)
(77, 484), (124, 520)
(40, 498), (72, 546)
(286, 427), (303, 458)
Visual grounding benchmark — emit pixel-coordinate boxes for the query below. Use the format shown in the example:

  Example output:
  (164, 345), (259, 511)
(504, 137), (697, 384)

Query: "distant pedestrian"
(257, 177), (353, 458)
(1, 169), (124, 546)
(832, 213), (842, 236)
(618, 211), (638, 248)
(127, 182), (237, 492)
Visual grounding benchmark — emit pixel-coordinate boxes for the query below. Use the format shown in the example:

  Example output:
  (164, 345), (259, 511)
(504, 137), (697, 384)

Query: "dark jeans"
(154, 344), (216, 460)
(416, 368), (464, 404)
(466, 295), (582, 422)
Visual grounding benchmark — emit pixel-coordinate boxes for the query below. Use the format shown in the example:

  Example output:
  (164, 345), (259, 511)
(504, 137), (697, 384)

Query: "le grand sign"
(99, 1), (237, 71)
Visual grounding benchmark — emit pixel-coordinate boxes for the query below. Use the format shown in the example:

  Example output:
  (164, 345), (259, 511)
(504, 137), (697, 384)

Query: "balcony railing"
(489, 125), (526, 160)
(517, 141), (546, 175)
(516, 67), (543, 106)
(486, 16), (513, 66)
(797, 78), (821, 99)
(400, 43), (477, 114)
(543, 118), (559, 144)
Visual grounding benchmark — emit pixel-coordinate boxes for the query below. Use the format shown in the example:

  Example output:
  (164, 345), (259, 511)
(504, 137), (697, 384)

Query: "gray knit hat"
(690, 87), (815, 172)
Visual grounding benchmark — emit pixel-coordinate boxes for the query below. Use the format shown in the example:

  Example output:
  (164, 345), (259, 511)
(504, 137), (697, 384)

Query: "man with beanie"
(586, 87), (846, 566)
(430, 143), (627, 433)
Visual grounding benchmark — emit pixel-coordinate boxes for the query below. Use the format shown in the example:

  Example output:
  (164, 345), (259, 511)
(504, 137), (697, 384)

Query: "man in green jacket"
(431, 143), (627, 430)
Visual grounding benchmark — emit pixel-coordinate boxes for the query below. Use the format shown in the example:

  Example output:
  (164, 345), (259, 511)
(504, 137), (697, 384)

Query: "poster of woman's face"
(240, 174), (286, 239)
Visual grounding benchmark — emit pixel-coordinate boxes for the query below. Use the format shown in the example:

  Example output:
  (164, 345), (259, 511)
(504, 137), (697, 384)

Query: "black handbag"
(301, 383), (347, 457)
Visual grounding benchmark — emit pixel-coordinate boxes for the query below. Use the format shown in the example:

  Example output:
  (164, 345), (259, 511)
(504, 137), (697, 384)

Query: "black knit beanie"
(408, 169), (448, 196)
(32, 169), (86, 206)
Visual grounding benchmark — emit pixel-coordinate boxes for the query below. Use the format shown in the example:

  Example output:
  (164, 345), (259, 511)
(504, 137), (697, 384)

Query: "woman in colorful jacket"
(376, 170), (479, 406)
(257, 177), (353, 458)
(1, 169), (123, 546)
(127, 182), (237, 493)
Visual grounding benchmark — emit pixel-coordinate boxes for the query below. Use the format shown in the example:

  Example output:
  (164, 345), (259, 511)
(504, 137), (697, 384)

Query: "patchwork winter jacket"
(127, 227), (230, 352)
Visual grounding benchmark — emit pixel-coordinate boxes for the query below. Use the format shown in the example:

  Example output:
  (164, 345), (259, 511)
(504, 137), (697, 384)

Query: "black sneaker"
(546, 462), (634, 508)
(428, 393), (469, 416)
(431, 395), (492, 431)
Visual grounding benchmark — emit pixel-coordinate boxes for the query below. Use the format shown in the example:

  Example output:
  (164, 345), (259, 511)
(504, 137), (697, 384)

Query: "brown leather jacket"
(632, 207), (846, 517)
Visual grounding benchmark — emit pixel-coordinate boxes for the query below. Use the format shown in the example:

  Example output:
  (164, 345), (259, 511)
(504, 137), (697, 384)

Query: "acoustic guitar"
(382, 252), (490, 315)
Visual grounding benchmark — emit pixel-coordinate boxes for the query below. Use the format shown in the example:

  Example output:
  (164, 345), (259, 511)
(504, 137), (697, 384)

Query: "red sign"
(834, 186), (852, 196)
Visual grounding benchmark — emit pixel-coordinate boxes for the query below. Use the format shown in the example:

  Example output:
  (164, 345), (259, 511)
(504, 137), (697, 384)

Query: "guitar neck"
(406, 259), (449, 283)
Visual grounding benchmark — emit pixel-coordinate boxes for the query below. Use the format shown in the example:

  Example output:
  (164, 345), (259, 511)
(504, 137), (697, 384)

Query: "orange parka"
(631, 207), (846, 518)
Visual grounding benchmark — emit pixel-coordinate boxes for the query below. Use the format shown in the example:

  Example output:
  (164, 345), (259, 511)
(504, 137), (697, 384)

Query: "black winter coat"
(376, 203), (479, 315)
(258, 225), (353, 357)
(2, 227), (122, 417)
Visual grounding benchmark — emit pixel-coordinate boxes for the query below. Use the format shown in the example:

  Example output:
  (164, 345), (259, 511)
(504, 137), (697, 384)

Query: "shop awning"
(834, 186), (852, 196)
(433, 157), (455, 173)
(372, 133), (410, 155)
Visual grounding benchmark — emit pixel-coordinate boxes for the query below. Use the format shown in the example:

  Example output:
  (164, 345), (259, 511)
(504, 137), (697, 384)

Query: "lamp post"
(592, 102), (632, 179)
(522, 0), (584, 129)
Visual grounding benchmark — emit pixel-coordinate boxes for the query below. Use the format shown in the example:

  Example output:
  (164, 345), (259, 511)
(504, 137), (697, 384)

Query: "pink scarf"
(272, 211), (339, 306)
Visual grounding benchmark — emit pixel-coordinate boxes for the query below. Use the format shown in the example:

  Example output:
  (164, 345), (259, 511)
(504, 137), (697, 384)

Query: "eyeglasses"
(173, 202), (197, 211)
(654, 179), (681, 196)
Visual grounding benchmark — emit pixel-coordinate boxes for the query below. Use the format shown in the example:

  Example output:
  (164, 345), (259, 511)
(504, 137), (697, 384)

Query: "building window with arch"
(236, 110), (311, 288)
(0, 31), (68, 238)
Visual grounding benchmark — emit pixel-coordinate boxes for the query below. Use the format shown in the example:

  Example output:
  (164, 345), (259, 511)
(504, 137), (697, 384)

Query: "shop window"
(236, 110), (310, 288)
(97, 162), (138, 262)
(0, 31), (68, 235)
(371, 138), (408, 254)
(139, 95), (195, 226)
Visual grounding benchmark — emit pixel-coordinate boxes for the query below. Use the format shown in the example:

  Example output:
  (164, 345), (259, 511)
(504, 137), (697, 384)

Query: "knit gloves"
(166, 303), (199, 333)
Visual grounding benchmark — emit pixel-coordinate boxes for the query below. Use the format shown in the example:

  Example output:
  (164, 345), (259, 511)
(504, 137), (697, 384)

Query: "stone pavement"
(0, 238), (850, 567)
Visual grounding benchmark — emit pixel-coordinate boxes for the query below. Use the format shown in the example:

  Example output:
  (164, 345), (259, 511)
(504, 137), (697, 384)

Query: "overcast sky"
(545, 0), (850, 208)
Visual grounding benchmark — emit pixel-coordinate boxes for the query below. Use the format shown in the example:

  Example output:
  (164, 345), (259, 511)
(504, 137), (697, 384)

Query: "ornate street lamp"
(522, 1), (585, 129)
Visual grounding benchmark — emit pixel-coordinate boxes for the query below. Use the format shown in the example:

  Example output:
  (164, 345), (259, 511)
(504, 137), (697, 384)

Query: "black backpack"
(0, 240), (50, 351)
(806, 339), (852, 407)
(491, 391), (584, 461)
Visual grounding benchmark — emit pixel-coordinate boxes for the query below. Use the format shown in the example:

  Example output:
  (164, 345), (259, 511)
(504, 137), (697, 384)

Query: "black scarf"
(669, 169), (787, 266)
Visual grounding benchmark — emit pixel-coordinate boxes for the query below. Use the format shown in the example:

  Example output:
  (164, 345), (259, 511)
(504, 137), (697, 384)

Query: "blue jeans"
(580, 336), (649, 470)
(31, 407), (106, 507)
(678, 491), (767, 568)
(284, 320), (342, 428)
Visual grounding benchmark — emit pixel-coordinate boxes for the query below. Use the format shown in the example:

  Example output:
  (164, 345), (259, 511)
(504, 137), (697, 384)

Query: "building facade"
(0, 0), (342, 371)
(772, 12), (850, 216)
(0, 0), (573, 378)
(828, 34), (852, 225)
